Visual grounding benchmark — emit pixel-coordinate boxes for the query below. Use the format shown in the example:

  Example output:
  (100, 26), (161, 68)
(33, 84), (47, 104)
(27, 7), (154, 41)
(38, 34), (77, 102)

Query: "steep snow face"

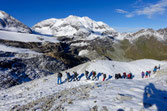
(116, 28), (166, 42)
(0, 11), (32, 33)
(32, 15), (117, 40)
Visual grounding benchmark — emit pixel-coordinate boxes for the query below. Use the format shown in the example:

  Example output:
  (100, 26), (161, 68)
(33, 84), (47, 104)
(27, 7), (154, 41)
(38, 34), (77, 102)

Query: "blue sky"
(1, 0), (167, 32)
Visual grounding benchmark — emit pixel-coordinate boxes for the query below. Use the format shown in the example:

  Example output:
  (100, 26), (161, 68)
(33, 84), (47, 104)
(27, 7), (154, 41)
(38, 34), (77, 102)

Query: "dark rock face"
(0, 38), (89, 90)
(0, 51), (68, 90)
(69, 38), (115, 60)
(0, 39), (88, 66)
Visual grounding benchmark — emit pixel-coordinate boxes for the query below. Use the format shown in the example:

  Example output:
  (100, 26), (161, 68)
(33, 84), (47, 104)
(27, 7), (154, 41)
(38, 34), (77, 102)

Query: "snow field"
(0, 30), (59, 43)
(0, 59), (166, 111)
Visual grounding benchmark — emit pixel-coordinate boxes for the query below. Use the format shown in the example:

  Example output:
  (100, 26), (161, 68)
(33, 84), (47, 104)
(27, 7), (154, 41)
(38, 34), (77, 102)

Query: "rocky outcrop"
(0, 37), (90, 89)
(0, 38), (89, 66)
(0, 52), (67, 90)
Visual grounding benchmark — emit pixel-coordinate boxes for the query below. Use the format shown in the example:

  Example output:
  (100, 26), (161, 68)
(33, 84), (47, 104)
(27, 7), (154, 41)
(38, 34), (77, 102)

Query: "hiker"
(158, 64), (160, 70)
(96, 72), (102, 80)
(123, 72), (126, 79)
(145, 71), (149, 78)
(87, 71), (93, 80)
(118, 73), (122, 79)
(127, 73), (132, 79)
(73, 71), (79, 81)
(148, 71), (151, 77)
(85, 70), (89, 80)
(115, 73), (121, 79)
(103, 73), (107, 81)
(57, 72), (62, 85)
(92, 71), (96, 80)
(153, 66), (158, 74)
(115, 74), (118, 79)
(141, 72), (145, 78)
(66, 72), (71, 82)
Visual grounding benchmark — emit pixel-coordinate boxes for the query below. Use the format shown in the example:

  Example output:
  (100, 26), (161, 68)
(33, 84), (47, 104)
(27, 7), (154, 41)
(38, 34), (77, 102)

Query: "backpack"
(93, 72), (96, 76)
(85, 71), (89, 75)
(67, 72), (70, 77)
(74, 72), (78, 76)
(58, 73), (62, 78)
(103, 74), (106, 78)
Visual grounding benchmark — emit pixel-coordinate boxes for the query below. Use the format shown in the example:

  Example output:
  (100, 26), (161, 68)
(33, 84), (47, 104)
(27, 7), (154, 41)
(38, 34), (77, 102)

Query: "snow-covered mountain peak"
(0, 10), (32, 33)
(116, 28), (166, 42)
(66, 15), (82, 19)
(32, 15), (117, 40)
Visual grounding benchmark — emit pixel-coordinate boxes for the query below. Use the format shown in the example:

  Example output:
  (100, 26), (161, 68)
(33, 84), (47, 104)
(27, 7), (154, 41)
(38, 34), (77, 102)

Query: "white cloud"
(116, 0), (167, 18)
(126, 13), (134, 18)
(115, 9), (128, 14)
(136, 0), (167, 18)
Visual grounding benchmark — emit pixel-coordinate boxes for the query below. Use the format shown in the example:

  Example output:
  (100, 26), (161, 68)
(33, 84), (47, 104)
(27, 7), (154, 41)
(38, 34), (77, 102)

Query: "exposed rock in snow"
(32, 15), (117, 40)
(0, 11), (32, 33)
(0, 52), (67, 90)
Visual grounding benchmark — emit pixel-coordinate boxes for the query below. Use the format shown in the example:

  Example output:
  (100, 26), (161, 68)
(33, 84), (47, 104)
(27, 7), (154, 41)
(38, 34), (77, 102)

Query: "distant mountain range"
(1, 10), (167, 41)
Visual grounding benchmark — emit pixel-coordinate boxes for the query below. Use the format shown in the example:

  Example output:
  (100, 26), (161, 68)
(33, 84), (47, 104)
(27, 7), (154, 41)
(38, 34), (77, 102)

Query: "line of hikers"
(57, 70), (133, 85)
(57, 64), (161, 85)
(141, 65), (160, 78)
(115, 72), (133, 79)
(57, 70), (107, 85)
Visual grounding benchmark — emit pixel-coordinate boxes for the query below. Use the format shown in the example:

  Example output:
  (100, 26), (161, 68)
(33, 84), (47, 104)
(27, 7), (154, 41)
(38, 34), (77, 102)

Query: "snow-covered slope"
(0, 30), (59, 43)
(0, 44), (40, 54)
(0, 11), (32, 33)
(0, 59), (166, 111)
(32, 15), (117, 40)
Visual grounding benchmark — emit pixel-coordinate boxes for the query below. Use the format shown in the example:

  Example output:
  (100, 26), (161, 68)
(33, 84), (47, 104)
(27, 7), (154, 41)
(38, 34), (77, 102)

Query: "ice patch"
(78, 50), (89, 56)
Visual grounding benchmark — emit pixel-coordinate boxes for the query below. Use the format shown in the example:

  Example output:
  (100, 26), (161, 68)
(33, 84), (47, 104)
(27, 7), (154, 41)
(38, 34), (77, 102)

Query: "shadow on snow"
(143, 83), (167, 111)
